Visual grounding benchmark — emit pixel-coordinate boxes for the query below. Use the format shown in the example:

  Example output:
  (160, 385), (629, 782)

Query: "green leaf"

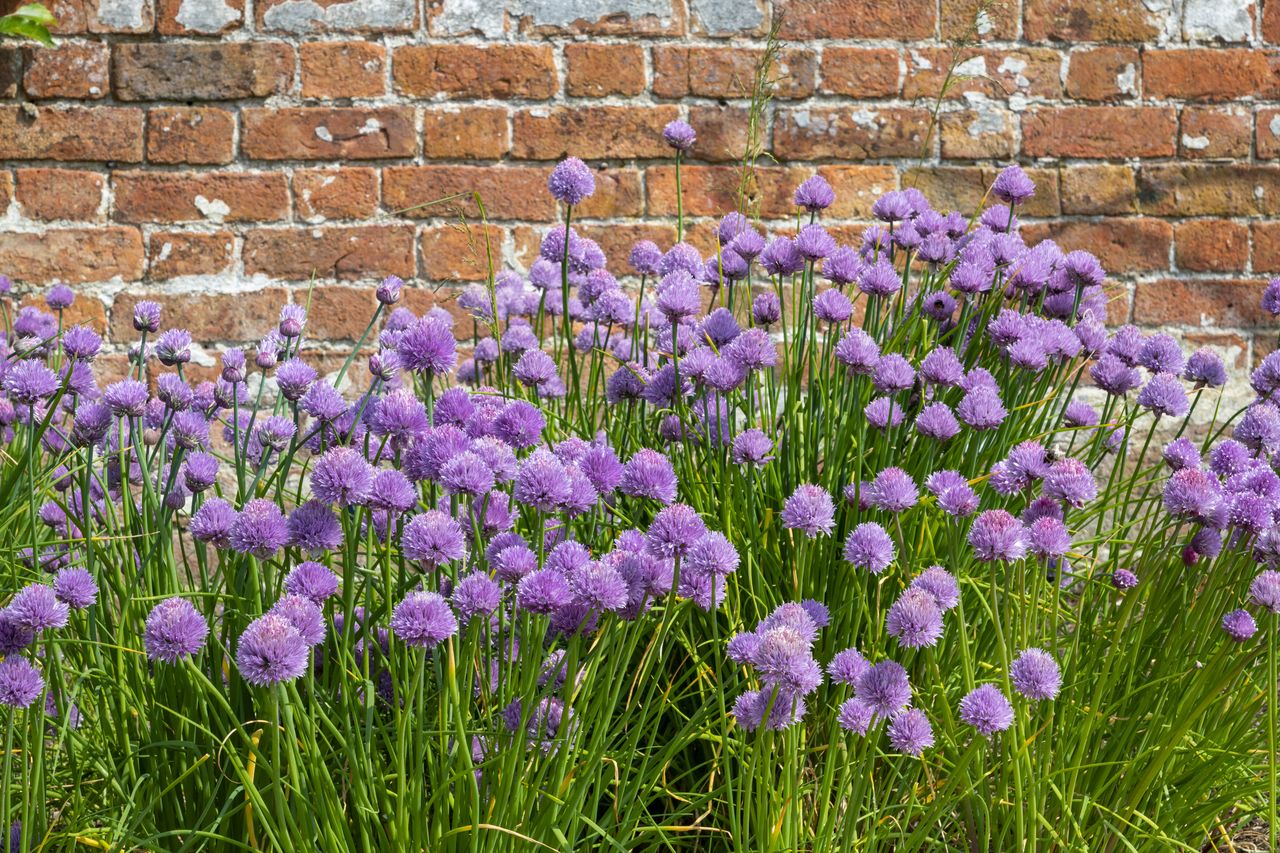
(0, 3), (56, 46)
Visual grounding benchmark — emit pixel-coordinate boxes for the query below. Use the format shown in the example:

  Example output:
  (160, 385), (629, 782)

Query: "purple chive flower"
(376, 275), (403, 305)
(517, 569), (574, 614)
(781, 484), (836, 538)
(397, 317), (457, 376)
(9, 584), (69, 632)
(620, 448), (678, 505)
(144, 597), (208, 664)
(911, 566), (960, 611)
(1222, 609), (1257, 642)
(1250, 570), (1280, 613)
(794, 224), (836, 261)
(183, 452), (218, 493)
(1010, 648), (1061, 700)
(278, 304), (307, 338)
(1042, 458), (1097, 508)
(402, 510), (465, 568)
(45, 282), (74, 310)
(968, 510), (1028, 562)
(1027, 517), (1072, 558)
(1111, 568), (1139, 590)
(662, 119), (696, 152)
(1162, 468), (1221, 523)
(828, 647), (871, 685)
(494, 400), (545, 449)
(53, 568), (96, 610)
(452, 572), (501, 625)
(752, 292), (781, 326)
(548, 157), (595, 205)
(440, 451), (495, 498)
(133, 300), (162, 333)
(1185, 349), (1227, 388)
(844, 522), (895, 574)
(868, 467), (918, 513)
(872, 354), (915, 394)
(3, 361), (59, 405)
(1137, 373), (1189, 418)
(237, 614), (309, 686)
(915, 403), (960, 442)
(813, 288), (854, 324)
(991, 165), (1036, 205)
(959, 684), (1014, 736)
(154, 329), (191, 366)
(1063, 400), (1099, 428)
(794, 174), (835, 211)
(0, 658), (43, 708)
(837, 697), (876, 735)
(630, 241), (663, 275)
(311, 447), (374, 507)
(888, 708), (935, 756)
(270, 594), (325, 647)
(731, 429), (774, 466)
(957, 387), (1007, 431)
(62, 326), (101, 361)
(190, 497), (236, 548)
(685, 532), (740, 578)
(1090, 354), (1141, 396)
(284, 561), (340, 605)
(855, 660), (911, 717)
(275, 359), (316, 402)
(229, 499), (289, 560)
(646, 504), (707, 559)
(886, 589), (944, 649)
(391, 591), (457, 649)
(1162, 438), (1201, 471)
(513, 449), (571, 512)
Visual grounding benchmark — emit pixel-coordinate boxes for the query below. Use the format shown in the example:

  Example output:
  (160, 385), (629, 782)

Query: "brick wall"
(0, 0), (1277, 378)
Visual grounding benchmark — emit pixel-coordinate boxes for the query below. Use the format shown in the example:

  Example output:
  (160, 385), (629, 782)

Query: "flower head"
(392, 591), (458, 648)
(547, 157), (595, 205)
(959, 684), (1014, 735)
(1010, 648), (1061, 700)
(144, 598), (208, 664)
(237, 614), (309, 686)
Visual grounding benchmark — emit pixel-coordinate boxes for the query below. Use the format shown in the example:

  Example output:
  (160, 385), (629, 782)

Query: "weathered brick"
(940, 108), (1017, 160)
(394, 45), (556, 99)
(647, 165), (802, 220)
(569, 223), (677, 272)
(257, 0), (415, 33)
(565, 43), (645, 97)
(1022, 106), (1176, 158)
(423, 107), (509, 159)
(23, 43), (108, 99)
(113, 171), (290, 223)
(776, 0), (937, 39)
(1134, 279), (1271, 328)
(1024, 0), (1163, 41)
(903, 166), (1060, 217)
(0, 173), (14, 214)
(87, 0), (153, 32)
(147, 230), (235, 278)
(903, 48), (1062, 100)
(303, 285), (378, 340)
(1261, 108), (1280, 159)
(1137, 164), (1280, 216)
(1022, 219), (1170, 274)
(156, 0), (243, 34)
(652, 46), (816, 99)
(1060, 164), (1137, 214)
(384, 166), (556, 221)
(146, 107), (235, 165)
(818, 47), (899, 98)
(1268, 0), (1280, 44)
(244, 225), (416, 280)
(111, 289), (290, 343)
(1253, 221), (1280, 272)
(0, 48), (20, 97)
(420, 224), (504, 281)
(15, 168), (103, 221)
(113, 43), (293, 101)
(0, 227), (143, 283)
(942, 0), (1018, 39)
(512, 106), (679, 160)
(1174, 220), (1247, 272)
(1065, 47), (1140, 101)
(0, 106), (142, 162)
(574, 168), (643, 219)
(774, 107), (932, 160)
(32, 0), (87, 34)
(242, 107), (416, 160)
(1179, 107), (1250, 160)
(301, 42), (386, 99)
(689, 104), (749, 163)
(294, 168), (378, 222)
(1144, 50), (1274, 102)
(18, 290), (106, 329)
(818, 165), (898, 219)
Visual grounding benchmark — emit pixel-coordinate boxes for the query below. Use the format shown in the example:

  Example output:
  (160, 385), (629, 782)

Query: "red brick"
(257, 0), (414, 32)
(647, 165), (802, 220)
(1134, 279), (1271, 328)
(423, 107), (509, 159)
(574, 168), (643, 219)
(146, 107), (235, 165)
(112, 43), (294, 101)
(1174, 220), (1247, 272)
(301, 42), (386, 99)
(1179, 107), (1250, 160)
(23, 43), (108, 99)
(156, 0), (243, 34)
(1137, 165), (1280, 216)
(111, 289), (289, 343)
(511, 106), (679, 160)
(1253, 221), (1280, 272)
(819, 48), (899, 98)
(294, 168), (378, 222)
(394, 45), (556, 99)
(776, 0), (937, 39)
(420, 224), (504, 282)
(1144, 50), (1274, 102)
(565, 44), (645, 97)
(1065, 47), (1139, 101)
(1024, 0), (1163, 41)
(147, 230), (235, 279)
(15, 168), (103, 221)
(0, 105), (142, 162)
(1022, 106), (1175, 158)
(903, 48), (1062, 100)
(1022, 219), (1171, 274)
(303, 285), (378, 340)
(940, 109), (1017, 160)
(0, 173), (13, 213)
(903, 166), (1060, 217)
(113, 171), (290, 224)
(942, 0), (1018, 39)
(244, 226), (416, 280)
(242, 107), (416, 160)
(31, 0), (87, 34)
(1060, 164), (1137, 214)
(652, 46), (816, 100)
(818, 166), (898, 218)
(1268, 0), (1280, 44)
(689, 104), (749, 163)
(384, 166), (556, 221)
(774, 107), (932, 160)
(0, 227), (143, 283)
